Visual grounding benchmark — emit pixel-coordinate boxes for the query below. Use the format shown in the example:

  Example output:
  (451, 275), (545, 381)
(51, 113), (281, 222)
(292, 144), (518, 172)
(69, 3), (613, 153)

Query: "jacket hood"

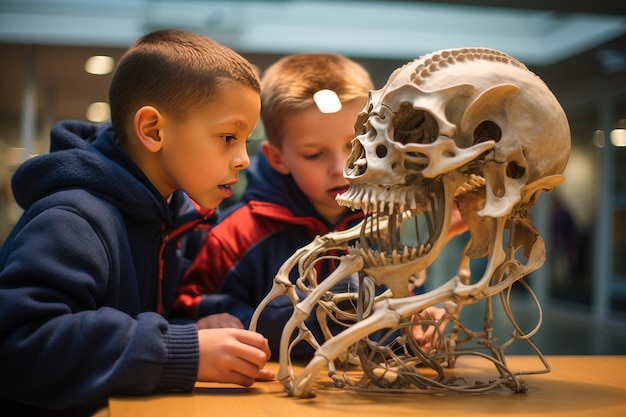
(12, 120), (170, 225)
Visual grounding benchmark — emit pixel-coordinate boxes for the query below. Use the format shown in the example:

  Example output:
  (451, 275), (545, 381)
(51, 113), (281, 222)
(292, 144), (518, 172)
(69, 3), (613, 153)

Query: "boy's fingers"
(256, 368), (276, 381)
(235, 330), (271, 358)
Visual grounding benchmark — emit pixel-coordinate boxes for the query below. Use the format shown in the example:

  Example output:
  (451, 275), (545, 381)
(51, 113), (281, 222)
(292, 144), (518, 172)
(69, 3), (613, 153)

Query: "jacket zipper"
(156, 218), (209, 314)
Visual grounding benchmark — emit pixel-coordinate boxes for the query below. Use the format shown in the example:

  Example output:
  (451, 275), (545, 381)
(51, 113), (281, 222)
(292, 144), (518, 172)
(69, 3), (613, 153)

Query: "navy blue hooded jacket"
(0, 120), (213, 416)
(174, 151), (365, 359)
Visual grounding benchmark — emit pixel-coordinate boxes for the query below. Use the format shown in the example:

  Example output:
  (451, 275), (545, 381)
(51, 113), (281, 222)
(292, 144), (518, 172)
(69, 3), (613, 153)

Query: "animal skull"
(339, 48), (569, 289)
(251, 48), (570, 397)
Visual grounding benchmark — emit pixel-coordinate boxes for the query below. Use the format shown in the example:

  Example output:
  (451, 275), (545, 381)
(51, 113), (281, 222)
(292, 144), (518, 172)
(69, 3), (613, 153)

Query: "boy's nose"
(331, 151), (349, 175)
(233, 149), (250, 170)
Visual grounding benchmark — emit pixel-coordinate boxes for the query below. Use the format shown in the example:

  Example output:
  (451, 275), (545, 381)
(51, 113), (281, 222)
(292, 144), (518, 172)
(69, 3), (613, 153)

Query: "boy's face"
(151, 81), (260, 209)
(266, 99), (366, 225)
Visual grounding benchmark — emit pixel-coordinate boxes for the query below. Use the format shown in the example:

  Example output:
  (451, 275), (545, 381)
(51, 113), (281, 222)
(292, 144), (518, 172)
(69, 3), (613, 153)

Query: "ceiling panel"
(1, 0), (626, 135)
(0, 0), (625, 65)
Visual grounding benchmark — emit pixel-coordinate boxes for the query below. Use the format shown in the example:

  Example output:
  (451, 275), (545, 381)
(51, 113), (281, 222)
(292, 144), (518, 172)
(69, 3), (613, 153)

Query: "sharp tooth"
(457, 174), (486, 196)
(345, 186), (355, 201)
(410, 246), (417, 258)
(365, 187), (372, 205)
(424, 243), (432, 253)
(397, 191), (407, 215)
(471, 174), (485, 186)
(409, 193), (417, 210)
(456, 184), (468, 195)
(369, 194), (377, 213)
(392, 249), (399, 264)
(388, 201), (394, 214)
(418, 244), (425, 256)
(351, 189), (363, 209)
(402, 246), (409, 262)
(378, 250), (387, 265)
(354, 190), (362, 205)
(366, 249), (378, 266)
(379, 200), (385, 213)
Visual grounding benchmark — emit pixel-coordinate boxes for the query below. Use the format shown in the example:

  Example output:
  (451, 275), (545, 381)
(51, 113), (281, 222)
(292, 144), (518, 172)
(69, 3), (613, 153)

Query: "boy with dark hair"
(174, 53), (373, 355)
(174, 52), (463, 358)
(174, 51), (468, 358)
(0, 29), (272, 416)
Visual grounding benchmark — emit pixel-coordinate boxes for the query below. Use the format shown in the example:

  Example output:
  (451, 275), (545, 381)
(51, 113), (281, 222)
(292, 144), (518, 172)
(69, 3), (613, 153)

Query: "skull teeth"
(349, 241), (432, 267)
(337, 185), (428, 216)
(456, 174), (486, 196)
(340, 183), (445, 267)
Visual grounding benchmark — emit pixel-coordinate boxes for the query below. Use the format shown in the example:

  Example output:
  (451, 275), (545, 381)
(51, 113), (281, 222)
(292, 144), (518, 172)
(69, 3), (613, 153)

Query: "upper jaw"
(336, 174), (484, 268)
(337, 182), (446, 267)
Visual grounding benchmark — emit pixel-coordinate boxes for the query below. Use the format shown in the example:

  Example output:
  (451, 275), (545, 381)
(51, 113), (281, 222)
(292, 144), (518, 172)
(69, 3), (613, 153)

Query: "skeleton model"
(250, 48), (570, 397)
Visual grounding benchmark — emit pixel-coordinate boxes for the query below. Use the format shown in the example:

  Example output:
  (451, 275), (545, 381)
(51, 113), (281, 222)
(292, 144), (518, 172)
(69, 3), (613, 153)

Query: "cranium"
(339, 47), (569, 293)
(251, 48), (570, 397)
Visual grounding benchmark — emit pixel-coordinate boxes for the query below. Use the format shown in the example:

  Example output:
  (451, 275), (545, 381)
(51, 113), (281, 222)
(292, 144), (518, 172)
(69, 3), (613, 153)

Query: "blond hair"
(260, 53), (373, 148)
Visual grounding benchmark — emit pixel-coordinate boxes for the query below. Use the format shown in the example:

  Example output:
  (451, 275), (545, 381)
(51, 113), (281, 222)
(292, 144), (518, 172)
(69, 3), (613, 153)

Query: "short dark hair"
(109, 29), (260, 142)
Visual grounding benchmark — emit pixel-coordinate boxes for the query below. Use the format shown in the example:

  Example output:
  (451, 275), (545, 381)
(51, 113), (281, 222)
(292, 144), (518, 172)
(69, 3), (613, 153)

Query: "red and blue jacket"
(173, 152), (365, 359)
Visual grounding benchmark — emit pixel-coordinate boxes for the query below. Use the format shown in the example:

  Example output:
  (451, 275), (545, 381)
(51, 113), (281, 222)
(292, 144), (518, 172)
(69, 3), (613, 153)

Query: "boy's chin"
(193, 196), (222, 210)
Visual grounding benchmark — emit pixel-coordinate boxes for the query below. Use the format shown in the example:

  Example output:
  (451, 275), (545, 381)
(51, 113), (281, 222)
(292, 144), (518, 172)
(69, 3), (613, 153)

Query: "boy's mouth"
(220, 178), (238, 190)
(329, 185), (350, 198)
(218, 184), (234, 197)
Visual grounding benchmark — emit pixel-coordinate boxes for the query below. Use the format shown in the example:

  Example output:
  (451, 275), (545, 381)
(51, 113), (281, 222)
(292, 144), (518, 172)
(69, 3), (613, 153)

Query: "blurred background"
(1, 0), (625, 354)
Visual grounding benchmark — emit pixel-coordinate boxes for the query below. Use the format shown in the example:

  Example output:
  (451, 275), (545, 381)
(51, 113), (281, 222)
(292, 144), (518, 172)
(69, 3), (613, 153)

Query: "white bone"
(252, 47), (569, 397)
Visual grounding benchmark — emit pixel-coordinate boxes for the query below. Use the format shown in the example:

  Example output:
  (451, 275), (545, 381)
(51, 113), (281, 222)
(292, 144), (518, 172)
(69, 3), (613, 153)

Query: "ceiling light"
(86, 102), (110, 123)
(85, 55), (114, 75)
(313, 89), (342, 114)
(592, 130), (605, 148)
(610, 129), (626, 147)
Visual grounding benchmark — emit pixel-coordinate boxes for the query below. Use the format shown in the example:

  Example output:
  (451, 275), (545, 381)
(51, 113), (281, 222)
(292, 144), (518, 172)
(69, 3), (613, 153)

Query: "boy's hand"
(447, 205), (468, 242)
(197, 328), (275, 386)
(411, 306), (448, 353)
(255, 367), (276, 381)
(197, 313), (245, 329)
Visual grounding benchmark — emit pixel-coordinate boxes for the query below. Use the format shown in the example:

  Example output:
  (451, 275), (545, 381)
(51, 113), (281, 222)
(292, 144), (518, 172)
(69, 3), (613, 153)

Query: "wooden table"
(108, 356), (626, 417)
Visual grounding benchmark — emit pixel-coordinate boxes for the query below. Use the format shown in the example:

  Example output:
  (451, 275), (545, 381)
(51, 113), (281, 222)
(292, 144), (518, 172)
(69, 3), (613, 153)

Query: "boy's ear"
(133, 106), (164, 153)
(261, 141), (290, 175)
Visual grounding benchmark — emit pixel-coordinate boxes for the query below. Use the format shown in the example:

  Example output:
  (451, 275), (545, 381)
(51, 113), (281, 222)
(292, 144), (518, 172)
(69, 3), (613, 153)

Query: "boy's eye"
(220, 135), (237, 144)
(304, 152), (322, 160)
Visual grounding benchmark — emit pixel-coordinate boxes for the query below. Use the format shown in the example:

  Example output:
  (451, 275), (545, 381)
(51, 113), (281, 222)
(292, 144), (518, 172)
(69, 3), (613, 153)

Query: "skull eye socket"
(393, 105), (438, 145)
(473, 120), (501, 144)
(507, 161), (525, 179)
